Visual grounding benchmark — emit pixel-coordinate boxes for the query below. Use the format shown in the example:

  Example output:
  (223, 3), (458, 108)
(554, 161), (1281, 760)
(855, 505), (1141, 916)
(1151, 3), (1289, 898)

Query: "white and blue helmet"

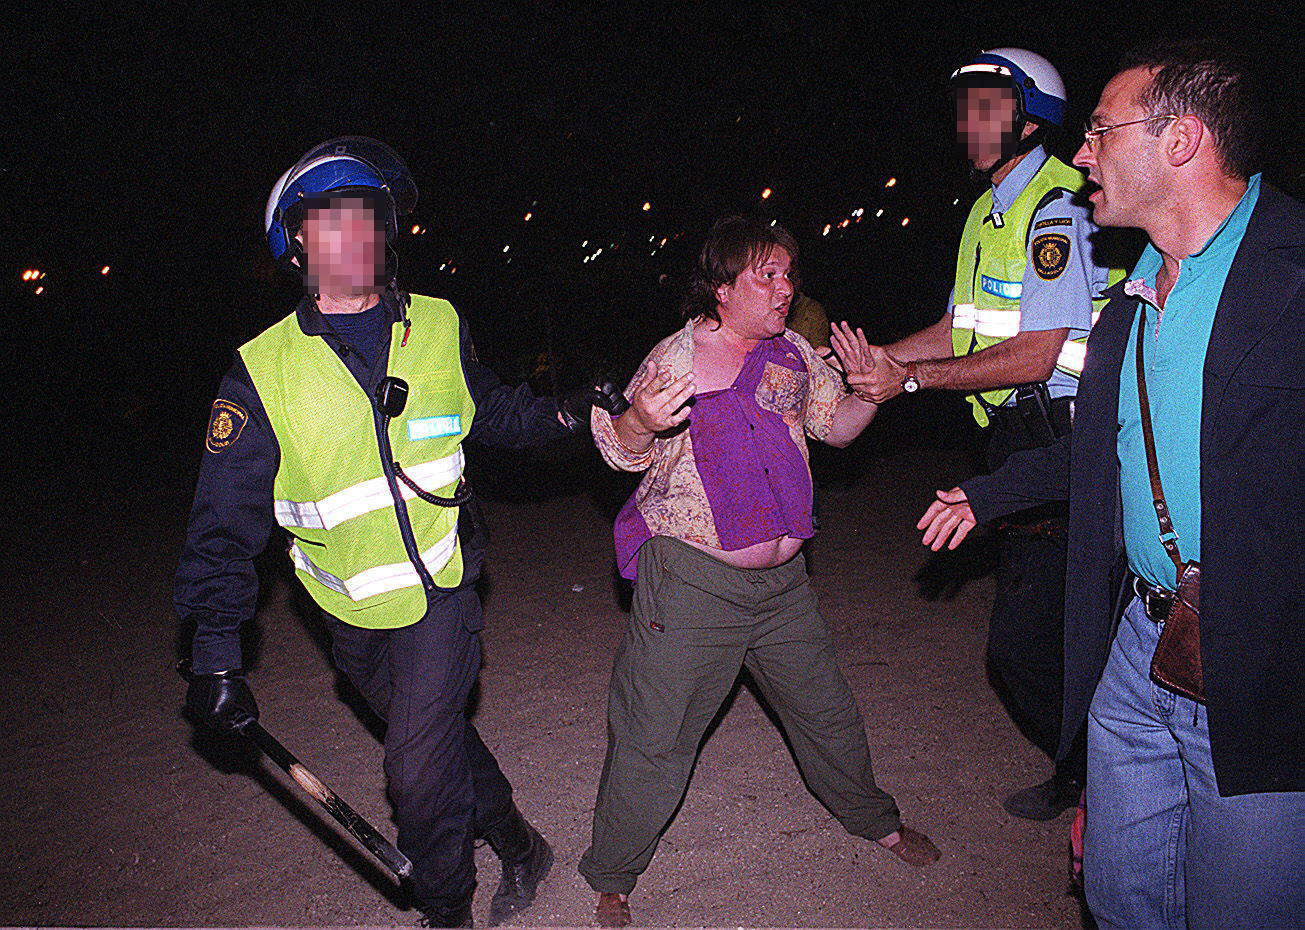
(951, 47), (1068, 129)
(264, 136), (417, 274)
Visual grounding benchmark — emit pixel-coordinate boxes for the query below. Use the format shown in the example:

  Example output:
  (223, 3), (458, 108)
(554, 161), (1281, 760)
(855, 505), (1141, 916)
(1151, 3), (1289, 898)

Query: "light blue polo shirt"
(1118, 173), (1261, 589)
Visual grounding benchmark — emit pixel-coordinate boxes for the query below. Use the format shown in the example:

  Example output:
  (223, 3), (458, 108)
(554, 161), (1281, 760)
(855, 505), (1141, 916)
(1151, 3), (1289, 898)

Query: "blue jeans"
(1085, 596), (1305, 929)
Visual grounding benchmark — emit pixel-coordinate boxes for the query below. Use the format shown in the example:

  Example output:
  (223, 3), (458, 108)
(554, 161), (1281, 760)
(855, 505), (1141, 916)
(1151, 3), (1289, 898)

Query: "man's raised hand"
(830, 321), (874, 380)
(918, 486), (978, 551)
(627, 360), (695, 434)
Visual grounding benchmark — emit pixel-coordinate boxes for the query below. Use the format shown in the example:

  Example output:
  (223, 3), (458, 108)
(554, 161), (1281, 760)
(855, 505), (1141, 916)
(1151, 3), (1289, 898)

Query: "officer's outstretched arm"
(456, 318), (576, 448)
(882, 309), (956, 363)
(913, 327), (1069, 392)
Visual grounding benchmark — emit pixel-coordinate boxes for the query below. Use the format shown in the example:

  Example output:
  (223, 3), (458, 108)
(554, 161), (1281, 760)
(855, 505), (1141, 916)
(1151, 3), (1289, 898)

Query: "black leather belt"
(1132, 574), (1175, 623)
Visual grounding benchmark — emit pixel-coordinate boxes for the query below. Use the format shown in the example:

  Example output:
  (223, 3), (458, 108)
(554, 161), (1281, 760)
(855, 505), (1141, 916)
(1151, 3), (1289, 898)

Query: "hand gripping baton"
(179, 661), (412, 879)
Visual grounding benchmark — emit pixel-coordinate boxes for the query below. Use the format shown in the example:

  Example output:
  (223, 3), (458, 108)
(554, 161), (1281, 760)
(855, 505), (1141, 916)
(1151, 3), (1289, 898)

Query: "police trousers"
(325, 587), (515, 910)
(986, 418), (1085, 782)
(578, 536), (902, 895)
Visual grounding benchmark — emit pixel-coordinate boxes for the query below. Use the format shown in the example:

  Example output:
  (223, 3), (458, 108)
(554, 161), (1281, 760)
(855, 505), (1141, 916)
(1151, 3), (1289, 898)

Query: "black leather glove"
(185, 668), (259, 735)
(559, 380), (631, 431)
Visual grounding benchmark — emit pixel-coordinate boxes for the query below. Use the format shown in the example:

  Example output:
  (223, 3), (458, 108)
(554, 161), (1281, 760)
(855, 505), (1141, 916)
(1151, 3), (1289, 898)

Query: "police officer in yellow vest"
(848, 51), (1124, 821)
(176, 138), (618, 927)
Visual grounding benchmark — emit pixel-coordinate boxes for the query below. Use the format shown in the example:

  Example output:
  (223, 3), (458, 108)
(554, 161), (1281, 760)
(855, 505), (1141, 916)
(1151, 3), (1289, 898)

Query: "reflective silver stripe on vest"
(1057, 339), (1087, 373)
(275, 449), (465, 531)
(973, 308), (1021, 338)
(957, 303), (1090, 371)
(289, 523), (460, 601)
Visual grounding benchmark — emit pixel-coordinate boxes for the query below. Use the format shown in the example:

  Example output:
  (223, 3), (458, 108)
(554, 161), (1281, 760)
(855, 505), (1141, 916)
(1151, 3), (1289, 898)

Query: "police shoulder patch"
(206, 399), (248, 453)
(1032, 233), (1071, 280)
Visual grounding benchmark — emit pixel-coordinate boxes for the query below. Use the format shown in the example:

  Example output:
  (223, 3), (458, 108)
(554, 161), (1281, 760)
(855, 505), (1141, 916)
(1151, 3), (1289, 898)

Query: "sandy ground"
(2, 443), (1088, 928)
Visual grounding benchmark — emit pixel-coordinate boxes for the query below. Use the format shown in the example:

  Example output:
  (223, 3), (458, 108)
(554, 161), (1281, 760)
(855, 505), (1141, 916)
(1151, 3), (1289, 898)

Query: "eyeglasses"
(1082, 114), (1179, 149)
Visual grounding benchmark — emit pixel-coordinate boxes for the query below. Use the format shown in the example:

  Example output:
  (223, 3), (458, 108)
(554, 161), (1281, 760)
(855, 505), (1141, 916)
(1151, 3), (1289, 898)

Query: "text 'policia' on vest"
(240, 295), (475, 628)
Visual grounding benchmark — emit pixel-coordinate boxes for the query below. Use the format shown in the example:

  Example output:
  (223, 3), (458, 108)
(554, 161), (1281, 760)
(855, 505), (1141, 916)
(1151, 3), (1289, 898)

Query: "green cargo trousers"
(579, 536), (902, 894)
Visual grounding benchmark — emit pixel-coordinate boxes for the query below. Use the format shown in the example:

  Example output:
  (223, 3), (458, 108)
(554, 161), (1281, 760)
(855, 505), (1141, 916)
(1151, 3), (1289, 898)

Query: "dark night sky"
(14, 2), (1299, 259)
(6, 1), (1302, 434)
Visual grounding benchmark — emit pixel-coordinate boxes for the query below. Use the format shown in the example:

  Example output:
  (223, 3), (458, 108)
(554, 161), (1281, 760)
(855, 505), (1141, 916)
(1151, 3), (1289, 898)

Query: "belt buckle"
(1133, 577), (1173, 623)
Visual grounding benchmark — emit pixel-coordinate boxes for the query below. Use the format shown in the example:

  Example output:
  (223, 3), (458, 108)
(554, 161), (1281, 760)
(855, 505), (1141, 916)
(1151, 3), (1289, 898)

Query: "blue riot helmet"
(951, 48), (1067, 177)
(264, 136), (418, 278)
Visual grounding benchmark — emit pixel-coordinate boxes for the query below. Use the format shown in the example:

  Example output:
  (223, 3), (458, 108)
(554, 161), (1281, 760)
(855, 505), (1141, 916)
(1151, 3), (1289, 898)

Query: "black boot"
(1002, 774), (1083, 821)
(481, 806), (554, 926)
(419, 895), (474, 928)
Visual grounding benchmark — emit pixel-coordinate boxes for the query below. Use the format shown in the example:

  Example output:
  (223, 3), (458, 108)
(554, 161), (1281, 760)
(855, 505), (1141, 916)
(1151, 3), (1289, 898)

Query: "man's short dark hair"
(682, 216), (799, 323)
(1119, 40), (1262, 179)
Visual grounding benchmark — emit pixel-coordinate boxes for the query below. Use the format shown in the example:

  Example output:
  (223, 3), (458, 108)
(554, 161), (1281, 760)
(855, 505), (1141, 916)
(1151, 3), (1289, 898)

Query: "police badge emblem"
(206, 399), (248, 453)
(1032, 233), (1071, 280)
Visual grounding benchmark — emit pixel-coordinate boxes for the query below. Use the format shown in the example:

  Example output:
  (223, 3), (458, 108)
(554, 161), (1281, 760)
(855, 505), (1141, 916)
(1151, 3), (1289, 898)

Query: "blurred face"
(299, 197), (386, 295)
(1073, 67), (1168, 228)
(715, 246), (795, 340)
(957, 84), (1018, 171)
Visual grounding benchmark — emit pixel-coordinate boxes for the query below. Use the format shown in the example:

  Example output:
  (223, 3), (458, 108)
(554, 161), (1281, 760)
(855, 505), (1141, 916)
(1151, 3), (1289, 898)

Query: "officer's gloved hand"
(185, 668), (259, 735)
(559, 381), (630, 431)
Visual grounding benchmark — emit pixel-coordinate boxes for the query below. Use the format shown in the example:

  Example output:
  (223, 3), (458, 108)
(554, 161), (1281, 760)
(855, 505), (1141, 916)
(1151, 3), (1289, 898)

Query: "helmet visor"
(286, 136), (417, 216)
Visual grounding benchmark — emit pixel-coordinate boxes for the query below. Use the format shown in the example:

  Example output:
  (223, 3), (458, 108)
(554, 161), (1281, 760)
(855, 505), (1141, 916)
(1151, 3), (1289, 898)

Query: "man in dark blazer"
(917, 42), (1303, 929)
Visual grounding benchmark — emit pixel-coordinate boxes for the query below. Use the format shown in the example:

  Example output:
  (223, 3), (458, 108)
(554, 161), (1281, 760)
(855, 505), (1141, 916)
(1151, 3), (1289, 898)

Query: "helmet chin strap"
(971, 119), (1045, 182)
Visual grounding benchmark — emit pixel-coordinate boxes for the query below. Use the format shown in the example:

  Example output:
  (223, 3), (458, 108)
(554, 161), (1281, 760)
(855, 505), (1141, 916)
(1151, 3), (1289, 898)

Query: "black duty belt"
(988, 394), (1074, 445)
(1132, 574), (1176, 623)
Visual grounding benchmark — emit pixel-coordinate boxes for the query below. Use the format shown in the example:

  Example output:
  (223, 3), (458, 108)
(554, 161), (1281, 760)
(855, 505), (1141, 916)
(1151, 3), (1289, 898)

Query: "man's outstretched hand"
(831, 322), (910, 403)
(918, 487), (978, 551)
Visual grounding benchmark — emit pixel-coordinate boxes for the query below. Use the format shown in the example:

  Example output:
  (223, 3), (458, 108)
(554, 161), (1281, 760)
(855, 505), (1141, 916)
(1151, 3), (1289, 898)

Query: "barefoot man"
(578, 215), (939, 927)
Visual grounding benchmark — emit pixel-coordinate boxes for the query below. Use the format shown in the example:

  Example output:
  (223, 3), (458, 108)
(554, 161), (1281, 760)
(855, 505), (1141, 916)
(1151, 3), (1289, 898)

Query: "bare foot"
(595, 892), (631, 928)
(877, 825), (941, 866)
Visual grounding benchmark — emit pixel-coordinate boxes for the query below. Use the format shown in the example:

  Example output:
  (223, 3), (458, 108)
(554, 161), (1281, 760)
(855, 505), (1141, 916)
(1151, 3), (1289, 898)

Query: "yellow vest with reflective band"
(951, 156), (1124, 426)
(239, 295), (476, 629)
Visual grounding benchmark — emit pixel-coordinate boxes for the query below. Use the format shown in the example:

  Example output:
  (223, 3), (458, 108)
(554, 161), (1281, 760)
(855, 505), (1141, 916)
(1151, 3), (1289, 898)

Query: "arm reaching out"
(918, 486), (978, 551)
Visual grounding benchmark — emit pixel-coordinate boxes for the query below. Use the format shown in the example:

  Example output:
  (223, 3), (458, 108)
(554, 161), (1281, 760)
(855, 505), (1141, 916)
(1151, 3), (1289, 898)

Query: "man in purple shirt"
(580, 216), (939, 927)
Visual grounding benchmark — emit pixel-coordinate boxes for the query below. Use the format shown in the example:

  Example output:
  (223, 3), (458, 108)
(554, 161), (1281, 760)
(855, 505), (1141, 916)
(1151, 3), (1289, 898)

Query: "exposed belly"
(683, 534), (804, 570)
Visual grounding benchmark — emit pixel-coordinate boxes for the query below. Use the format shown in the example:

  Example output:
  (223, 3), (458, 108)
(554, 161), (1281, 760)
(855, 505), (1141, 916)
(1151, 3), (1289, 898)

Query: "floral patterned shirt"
(591, 319), (847, 580)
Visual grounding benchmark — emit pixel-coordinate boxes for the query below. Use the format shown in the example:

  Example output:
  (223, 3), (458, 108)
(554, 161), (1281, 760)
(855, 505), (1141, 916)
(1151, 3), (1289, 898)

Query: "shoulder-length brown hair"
(681, 215), (800, 324)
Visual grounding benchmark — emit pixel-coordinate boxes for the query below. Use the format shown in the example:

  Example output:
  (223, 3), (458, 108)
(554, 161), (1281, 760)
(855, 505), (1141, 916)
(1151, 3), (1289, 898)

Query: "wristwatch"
(902, 362), (921, 393)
